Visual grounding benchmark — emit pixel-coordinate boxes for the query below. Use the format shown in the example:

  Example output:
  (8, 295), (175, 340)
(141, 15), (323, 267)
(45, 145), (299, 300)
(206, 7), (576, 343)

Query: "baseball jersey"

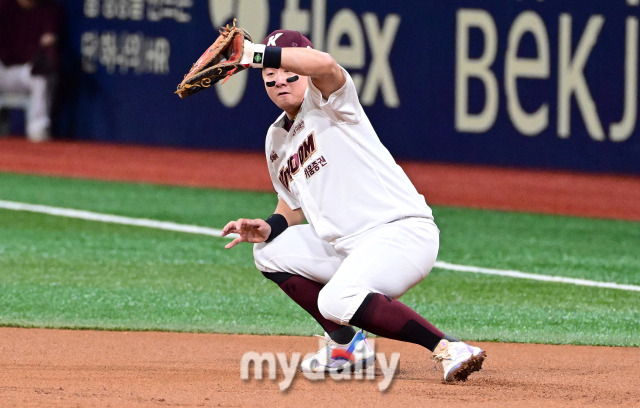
(265, 67), (433, 243)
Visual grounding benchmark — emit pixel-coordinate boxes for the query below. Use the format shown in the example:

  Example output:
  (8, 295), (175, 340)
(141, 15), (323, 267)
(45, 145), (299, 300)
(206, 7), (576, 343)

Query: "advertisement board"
(55, 0), (640, 173)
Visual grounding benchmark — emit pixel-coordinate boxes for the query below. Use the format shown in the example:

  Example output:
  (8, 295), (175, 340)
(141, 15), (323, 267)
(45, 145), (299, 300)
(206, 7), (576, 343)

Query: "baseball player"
(0, 0), (63, 142)
(221, 29), (486, 381)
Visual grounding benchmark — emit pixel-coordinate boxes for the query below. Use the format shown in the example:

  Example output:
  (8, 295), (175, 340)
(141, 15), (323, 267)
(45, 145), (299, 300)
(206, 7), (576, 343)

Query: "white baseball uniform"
(254, 67), (440, 325)
(0, 61), (53, 141)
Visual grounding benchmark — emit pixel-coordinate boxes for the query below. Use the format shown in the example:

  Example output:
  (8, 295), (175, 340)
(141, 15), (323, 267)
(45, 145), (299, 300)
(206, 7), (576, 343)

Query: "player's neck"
(283, 114), (296, 132)
(284, 106), (301, 121)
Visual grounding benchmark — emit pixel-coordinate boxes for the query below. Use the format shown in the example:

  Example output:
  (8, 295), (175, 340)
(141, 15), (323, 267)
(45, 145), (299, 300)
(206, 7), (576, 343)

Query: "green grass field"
(0, 173), (638, 346)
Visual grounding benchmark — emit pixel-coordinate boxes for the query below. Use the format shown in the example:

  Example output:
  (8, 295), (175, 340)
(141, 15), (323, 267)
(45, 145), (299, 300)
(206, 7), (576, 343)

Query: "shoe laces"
(313, 333), (338, 353)
(431, 344), (451, 373)
(313, 330), (365, 353)
(431, 350), (451, 363)
(431, 340), (454, 363)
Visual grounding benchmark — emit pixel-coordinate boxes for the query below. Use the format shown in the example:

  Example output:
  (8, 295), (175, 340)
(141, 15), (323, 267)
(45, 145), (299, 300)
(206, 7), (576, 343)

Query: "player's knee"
(317, 288), (343, 324)
(252, 242), (270, 271)
(317, 286), (368, 326)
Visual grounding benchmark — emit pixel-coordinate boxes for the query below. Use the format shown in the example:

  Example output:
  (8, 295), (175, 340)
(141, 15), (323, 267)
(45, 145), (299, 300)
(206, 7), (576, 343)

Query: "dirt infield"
(1, 328), (638, 407)
(1, 137), (639, 407)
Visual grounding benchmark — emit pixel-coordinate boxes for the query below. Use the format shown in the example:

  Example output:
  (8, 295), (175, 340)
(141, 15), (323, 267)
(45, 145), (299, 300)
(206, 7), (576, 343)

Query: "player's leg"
(25, 71), (53, 142)
(253, 225), (356, 344)
(0, 63), (51, 142)
(317, 218), (443, 348)
(260, 271), (355, 344)
(317, 217), (485, 380)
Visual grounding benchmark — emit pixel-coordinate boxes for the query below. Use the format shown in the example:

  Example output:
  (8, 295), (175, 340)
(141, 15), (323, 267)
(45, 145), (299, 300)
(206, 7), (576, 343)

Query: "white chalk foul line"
(434, 261), (640, 292)
(2, 199), (639, 292)
(0, 199), (238, 238)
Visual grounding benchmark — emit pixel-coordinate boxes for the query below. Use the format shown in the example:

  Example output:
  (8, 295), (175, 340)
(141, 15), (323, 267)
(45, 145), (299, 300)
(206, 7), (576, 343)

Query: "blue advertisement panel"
(55, 0), (640, 174)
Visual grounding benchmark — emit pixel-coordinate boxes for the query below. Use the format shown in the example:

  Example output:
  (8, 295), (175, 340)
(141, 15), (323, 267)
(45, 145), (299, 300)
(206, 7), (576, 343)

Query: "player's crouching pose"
(221, 30), (486, 382)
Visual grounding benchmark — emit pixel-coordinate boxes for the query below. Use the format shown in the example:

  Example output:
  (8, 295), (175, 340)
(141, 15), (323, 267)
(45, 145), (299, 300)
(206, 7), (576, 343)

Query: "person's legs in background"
(0, 61), (53, 142)
(26, 72), (53, 142)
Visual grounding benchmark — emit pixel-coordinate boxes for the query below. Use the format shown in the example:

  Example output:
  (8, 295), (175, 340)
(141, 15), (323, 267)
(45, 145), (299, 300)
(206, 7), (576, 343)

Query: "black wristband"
(265, 213), (288, 242)
(263, 47), (282, 69)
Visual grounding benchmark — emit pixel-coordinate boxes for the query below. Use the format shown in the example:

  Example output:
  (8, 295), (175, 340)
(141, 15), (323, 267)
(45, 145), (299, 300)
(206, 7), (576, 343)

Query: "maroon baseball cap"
(262, 30), (313, 48)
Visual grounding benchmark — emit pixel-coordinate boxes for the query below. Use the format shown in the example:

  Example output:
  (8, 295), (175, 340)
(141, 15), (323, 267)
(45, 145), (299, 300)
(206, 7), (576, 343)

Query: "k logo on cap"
(261, 30), (314, 49)
(266, 33), (284, 46)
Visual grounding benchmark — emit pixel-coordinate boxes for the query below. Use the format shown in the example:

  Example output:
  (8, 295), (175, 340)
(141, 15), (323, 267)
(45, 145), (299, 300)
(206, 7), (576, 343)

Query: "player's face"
(262, 68), (308, 117)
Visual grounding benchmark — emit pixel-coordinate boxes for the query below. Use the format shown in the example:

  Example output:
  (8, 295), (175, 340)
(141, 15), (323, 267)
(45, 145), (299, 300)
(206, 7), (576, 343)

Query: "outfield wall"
(54, 0), (640, 174)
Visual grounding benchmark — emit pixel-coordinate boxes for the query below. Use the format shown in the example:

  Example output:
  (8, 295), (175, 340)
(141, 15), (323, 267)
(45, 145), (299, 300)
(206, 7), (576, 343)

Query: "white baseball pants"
(0, 62), (53, 140)
(253, 217), (440, 325)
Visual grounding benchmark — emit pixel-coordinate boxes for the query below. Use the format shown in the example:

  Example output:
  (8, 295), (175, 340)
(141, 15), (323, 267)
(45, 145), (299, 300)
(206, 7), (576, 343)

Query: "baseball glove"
(175, 19), (252, 98)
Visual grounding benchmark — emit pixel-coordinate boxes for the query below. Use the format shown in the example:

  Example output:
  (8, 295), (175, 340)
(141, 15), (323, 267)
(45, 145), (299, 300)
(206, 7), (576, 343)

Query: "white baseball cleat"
(432, 339), (486, 382)
(300, 330), (375, 373)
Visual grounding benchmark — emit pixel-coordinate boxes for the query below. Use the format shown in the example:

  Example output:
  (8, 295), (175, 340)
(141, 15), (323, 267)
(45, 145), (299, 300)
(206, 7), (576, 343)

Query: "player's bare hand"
(221, 218), (271, 249)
